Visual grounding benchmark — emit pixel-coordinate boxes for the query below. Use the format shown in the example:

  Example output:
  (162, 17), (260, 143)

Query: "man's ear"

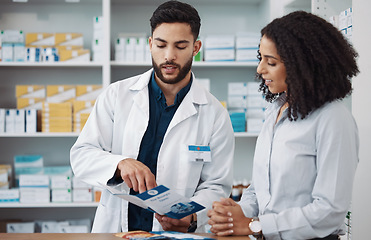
(193, 39), (202, 57)
(148, 36), (153, 51)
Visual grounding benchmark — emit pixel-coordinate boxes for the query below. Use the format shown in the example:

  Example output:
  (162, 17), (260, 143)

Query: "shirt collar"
(150, 71), (193, 105)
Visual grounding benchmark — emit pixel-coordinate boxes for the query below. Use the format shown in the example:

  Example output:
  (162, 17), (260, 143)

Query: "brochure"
(115, 231), (215, 240)
(101, 183), (205, 219)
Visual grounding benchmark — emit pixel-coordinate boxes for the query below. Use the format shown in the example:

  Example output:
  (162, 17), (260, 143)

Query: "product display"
(0, 0), (358, 236)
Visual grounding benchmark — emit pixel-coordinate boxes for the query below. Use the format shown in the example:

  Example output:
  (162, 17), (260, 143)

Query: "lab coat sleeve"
(191, 104), (235, 229)
(70, 83), (126, 187)
(259, 106), (359, 239)
(238, 181), (259, 217)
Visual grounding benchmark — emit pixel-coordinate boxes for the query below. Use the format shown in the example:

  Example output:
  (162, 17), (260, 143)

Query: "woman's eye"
(268, 62), (276, 66)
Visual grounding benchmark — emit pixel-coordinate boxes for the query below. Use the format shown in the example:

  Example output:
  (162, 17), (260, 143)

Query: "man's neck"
(155, 72), (192, 106)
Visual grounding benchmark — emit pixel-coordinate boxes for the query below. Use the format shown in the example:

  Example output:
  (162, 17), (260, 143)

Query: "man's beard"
(152, 57), (193, 85)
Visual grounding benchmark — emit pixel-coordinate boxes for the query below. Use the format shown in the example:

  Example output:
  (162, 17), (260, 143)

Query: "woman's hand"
(207, 198), (252, 236)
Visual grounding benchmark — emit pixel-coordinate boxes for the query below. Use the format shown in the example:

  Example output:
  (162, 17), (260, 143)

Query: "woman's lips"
(265, 79), (272, 86)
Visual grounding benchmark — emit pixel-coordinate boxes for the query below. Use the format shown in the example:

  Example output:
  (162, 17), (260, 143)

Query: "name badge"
(188, 145), (211, 162)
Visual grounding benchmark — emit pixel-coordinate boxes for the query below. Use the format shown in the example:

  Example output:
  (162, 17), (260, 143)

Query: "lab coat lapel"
(166, 77), (208, 133)
(121, 69), (152, 159)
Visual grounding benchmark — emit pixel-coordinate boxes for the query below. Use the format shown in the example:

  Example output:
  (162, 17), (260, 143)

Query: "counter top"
(0, 233), (251, 240)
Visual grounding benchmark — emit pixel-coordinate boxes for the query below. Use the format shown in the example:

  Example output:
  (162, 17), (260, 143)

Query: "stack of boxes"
(25, 32), (89, 62)
(50, 175), (72, 203)
(19, 174), (50, 204)
(228, 82), (266, 133)
(196, 32), (260, 62)
(43, 85), (76, 133)
(329, 8), (353, 42)
(204, 35), (235, 62)
(72, 177), (94, 203)
(42, 102), (72, 133)
(73, 85), (101, 132)
(235, 32), (260, 62)
(0, 164), (12, 190)
(0, 84), (102, 134)
(0, 30), (25, 62)
(114, 33), (151, 63)
(92, 16), (104, 62)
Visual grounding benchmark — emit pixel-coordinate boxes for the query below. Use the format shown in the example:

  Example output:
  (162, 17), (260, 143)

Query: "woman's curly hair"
(257, 11), (359, 121)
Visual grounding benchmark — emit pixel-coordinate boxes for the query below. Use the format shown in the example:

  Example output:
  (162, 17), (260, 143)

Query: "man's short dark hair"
(150, 0), (201, 41)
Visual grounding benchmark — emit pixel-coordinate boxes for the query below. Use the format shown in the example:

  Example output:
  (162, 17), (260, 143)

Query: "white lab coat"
(70, 69), (235, 233)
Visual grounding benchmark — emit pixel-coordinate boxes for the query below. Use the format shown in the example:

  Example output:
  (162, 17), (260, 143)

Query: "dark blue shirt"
(128, 71), (192, 231)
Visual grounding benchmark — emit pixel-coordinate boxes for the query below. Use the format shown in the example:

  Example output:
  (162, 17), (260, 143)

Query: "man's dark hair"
(150, 0), (201, 41)
(257, 11), (359, 121)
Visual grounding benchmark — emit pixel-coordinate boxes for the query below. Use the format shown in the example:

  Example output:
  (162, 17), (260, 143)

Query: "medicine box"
(15, 109), (25, 133)
(204, 35), (235, 49)
(73, 100), (95, 132)
(13, 43), (25, 62)
(25, 46), (42, 62)
(5, 109), (16, 133)
(204, 49), (235, 62)
(72, 176), (91, 189)
(50, 175), (71, 189)
(51, 189), (72, 203)
(0, 109), (5, 133)
(72, 188), (93, 202)
(46, 85), (76, 103)
(59, 225), (89, 233)
(26, 33), (55, 46)
(14, 155), (43, 168)
(17, 98), (44, 110)
(19, 174), (49, 188)
(0, 189), (19, 202)
(43, 166), (73, 176)
(16, 85), (46, 99)
(228, 95), (247, 109)
(75, 85), (102, 101)
(25, 109), (39, 133)
(0, 164), (12, 185)
(2, 43), (13, 62)
(7, 222), (35, 233)
(1, 29), (24, 43)
(55, 33), (83, 46)
(228, 82), (248, 96)
(20, 187), (50, 203)
(59, 49), (90, 62)
(40, 221), (69, 233)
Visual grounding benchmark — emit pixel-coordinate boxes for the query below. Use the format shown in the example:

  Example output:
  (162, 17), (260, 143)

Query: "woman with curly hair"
(207, 11), (359, 240)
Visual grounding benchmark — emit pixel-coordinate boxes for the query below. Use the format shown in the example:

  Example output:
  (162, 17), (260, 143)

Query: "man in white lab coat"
(70, 0), (234, 233)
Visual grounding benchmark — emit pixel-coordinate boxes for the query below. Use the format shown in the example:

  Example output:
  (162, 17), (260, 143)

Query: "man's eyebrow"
(154, 37), (166, 43)
(154, 38), (190, 44)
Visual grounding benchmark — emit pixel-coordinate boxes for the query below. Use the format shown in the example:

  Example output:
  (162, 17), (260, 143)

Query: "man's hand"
(117, 158), (157, 193)
(155, 213), (192, 233)
(207, 198), (252, 236)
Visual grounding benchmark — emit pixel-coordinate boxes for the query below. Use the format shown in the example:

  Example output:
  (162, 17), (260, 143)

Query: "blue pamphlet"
(102, 183), (205, 219)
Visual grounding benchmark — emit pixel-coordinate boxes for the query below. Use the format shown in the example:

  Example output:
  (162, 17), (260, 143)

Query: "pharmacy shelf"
(234, 132), (259, 138)
(0, 62), (103, 68)
(0, 133), (79, 137)
(0, 202), (98, 208)
(0, 132), (256, 138)
(111, 61), (258, 68)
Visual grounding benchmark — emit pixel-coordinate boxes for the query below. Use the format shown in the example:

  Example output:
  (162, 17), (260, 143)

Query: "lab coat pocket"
(175, 144), (206, 198)
(91, 190), (121, 233)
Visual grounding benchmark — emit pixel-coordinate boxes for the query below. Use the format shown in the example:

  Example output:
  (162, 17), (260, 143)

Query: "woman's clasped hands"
(207, 197), (253, 236)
